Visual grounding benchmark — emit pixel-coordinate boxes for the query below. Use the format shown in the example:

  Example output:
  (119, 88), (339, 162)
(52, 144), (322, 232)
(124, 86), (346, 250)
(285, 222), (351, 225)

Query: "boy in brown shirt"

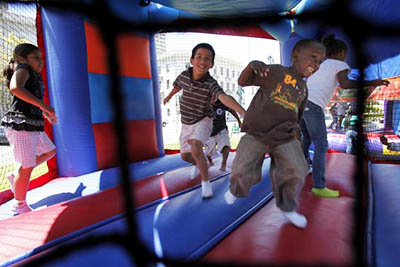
(224, 39), (325, 228)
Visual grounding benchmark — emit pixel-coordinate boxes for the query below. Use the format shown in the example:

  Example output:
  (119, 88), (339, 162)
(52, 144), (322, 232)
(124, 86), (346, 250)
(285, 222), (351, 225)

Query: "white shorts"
(5, 128), (56, 168)
(179, 117), (212, 153)
(204, 128), (231, 156)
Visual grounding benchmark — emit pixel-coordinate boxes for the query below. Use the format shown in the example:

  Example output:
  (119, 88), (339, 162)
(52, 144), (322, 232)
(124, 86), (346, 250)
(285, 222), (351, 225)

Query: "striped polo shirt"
(173, 67), (224, 125)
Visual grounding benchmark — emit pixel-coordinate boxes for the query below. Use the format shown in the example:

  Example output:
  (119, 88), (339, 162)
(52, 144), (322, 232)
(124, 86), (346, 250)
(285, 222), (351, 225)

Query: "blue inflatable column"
(393, 101), (400, 134)
(41, 8), (98, 176)
(281, 32), (303, 67)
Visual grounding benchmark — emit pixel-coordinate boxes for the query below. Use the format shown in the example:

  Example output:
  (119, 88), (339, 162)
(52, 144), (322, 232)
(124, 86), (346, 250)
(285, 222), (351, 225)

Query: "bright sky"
(164, 32), (281, 65)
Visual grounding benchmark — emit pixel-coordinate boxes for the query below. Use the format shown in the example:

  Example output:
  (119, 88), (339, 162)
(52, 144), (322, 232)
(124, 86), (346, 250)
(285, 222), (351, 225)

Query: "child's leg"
(217, 129), (231, 171)
(204, 137), (217, 167)
(270, 139), (308, 211)
(207, 155), (214, 166)
(14, 166), (34, 201)
(270, 139), (309, 228)
(181, 152), (196, 165)
(229, 134), (267, 198)
(13, 148), (56, 201)
(220, 146), (229, 171)
(189, 139), (209, 182)
(36, 148), (56, 166)
(14, 131), (56, 207)
(300, 118), (311, 165)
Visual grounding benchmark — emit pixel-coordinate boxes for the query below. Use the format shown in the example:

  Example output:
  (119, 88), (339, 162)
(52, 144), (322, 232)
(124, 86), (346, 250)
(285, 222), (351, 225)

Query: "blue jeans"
(300, 101), (328, 189)
(346, 130), (357, 154)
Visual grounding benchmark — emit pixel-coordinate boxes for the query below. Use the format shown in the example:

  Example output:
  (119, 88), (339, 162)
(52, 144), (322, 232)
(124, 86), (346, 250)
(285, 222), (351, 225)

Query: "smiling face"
(190, 48), (214, 80)
(292, 44), (325, 78)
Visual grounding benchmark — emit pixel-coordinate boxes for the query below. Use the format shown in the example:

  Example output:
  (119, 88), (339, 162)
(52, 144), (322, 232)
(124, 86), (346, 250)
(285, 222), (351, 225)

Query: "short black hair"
(322, 34), (348, 58)
(191, 43), (215, 63)
(291, 39), (324, 63)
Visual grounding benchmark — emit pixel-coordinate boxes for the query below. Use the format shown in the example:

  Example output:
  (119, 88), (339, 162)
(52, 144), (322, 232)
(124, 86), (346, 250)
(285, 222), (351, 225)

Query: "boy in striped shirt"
(163, 43), (245, 198)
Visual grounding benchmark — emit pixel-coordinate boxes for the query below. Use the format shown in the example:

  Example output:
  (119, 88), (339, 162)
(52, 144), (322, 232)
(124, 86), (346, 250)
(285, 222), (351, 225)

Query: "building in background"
(155, 32), (279, 149)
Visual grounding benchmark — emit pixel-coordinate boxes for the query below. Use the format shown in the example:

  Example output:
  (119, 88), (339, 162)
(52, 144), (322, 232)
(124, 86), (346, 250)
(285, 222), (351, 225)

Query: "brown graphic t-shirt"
(241, 64), (308, 147)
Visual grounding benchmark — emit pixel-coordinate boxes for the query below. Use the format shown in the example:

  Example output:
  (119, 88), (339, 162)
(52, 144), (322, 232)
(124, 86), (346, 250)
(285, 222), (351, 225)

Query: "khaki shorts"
(204, 128), (230, 156)
(179, 117), (212, 153)
(5, 128), (56, 168)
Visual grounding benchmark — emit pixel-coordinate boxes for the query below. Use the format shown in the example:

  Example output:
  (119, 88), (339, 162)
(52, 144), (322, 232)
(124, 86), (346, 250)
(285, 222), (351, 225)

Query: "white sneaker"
(201, 181), (213, 198)
(224, 190), (236, 205)
(7, 172), (16, 194)
(282, 211), (307, 228)
(190, 166), (199, 180)
(12, 201), (32, 215)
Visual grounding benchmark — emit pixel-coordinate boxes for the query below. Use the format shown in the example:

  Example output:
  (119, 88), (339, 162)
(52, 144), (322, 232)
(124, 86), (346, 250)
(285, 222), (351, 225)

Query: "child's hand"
(40, 103), (55, 117)
(44, 112), (58, 125)
(249, 61), (269, 77)
(372, 79), (390, 87)
(163, 97), (169, 105)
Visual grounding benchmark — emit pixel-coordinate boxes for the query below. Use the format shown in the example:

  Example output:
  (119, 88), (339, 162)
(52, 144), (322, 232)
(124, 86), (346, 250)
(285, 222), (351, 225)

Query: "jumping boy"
(163, 43), (245, 198)
(224, 39), (325, 229)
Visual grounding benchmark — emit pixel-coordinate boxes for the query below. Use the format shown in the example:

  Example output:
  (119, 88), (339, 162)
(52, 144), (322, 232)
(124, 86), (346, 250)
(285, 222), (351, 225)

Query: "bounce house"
(0, 0), (399, 266)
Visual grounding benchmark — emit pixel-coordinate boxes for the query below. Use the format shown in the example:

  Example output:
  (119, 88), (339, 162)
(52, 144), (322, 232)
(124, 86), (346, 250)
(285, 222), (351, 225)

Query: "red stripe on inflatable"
(0, 156), (232, 264)
(36, 4), (58, 177)
(163, 25), (275, 39)
(92, 120), (159, 170)
(84, 21), (151, 78)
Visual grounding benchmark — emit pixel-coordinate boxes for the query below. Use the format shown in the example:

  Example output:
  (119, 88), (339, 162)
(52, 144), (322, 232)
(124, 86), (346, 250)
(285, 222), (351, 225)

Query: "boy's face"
(190, 48), (214, 78)
(292, 45), (325, 78)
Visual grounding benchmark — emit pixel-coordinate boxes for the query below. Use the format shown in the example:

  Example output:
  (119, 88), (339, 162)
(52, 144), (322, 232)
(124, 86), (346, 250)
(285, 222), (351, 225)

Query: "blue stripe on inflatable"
(393, 101), (400, 135)
(41, 8), (98, 176)
(88, 73), (155, 123)
(16, 159), (273, 266)
(0, 153), (190, 221)
(147, 2), (200, 25)
(107, 0), (148, 23)
(149, 34), (165, 156)
(369, 163), (400, 266)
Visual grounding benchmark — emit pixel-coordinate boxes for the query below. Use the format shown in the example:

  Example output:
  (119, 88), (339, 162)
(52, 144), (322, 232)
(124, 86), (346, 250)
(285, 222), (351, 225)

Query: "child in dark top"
(224, 39), (326, 229)
(205, 98), (241, 171)
(163, 43), (245, 198)
(2, 43), (57, 215)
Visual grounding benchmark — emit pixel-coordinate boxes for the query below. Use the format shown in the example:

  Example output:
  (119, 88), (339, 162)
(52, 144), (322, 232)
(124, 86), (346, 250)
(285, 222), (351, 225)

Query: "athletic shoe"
(189, 166), (199, 180)
(224, 190), (236, 205)
(312, 187), (340, 198)
(282, 211), (307, 228)
(201, 181), (213, 198)
(12, 201), (32, 215)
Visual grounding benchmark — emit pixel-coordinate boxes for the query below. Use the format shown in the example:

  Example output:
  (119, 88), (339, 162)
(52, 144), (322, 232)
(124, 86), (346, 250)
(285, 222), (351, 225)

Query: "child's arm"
(217, 93), (245, 118)
(337, 70), (390, 89)
(227, 109), (242, 128)
(238, 60), (269, 87)
(10, 68), (55, 116)
(163, 87), (181, 105)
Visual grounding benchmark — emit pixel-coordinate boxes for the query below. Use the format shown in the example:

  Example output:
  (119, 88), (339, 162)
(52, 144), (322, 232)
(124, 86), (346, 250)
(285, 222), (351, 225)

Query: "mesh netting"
(327, 78), (400, 162)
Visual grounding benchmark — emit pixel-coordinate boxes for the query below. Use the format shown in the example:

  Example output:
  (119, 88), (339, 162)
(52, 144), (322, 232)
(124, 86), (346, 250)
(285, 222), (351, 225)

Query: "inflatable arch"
(1, 0), (400, 266)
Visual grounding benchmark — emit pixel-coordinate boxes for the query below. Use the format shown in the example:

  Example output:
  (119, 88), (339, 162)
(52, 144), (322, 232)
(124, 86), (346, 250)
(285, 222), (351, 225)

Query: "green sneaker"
(312, 187), (340, 198)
